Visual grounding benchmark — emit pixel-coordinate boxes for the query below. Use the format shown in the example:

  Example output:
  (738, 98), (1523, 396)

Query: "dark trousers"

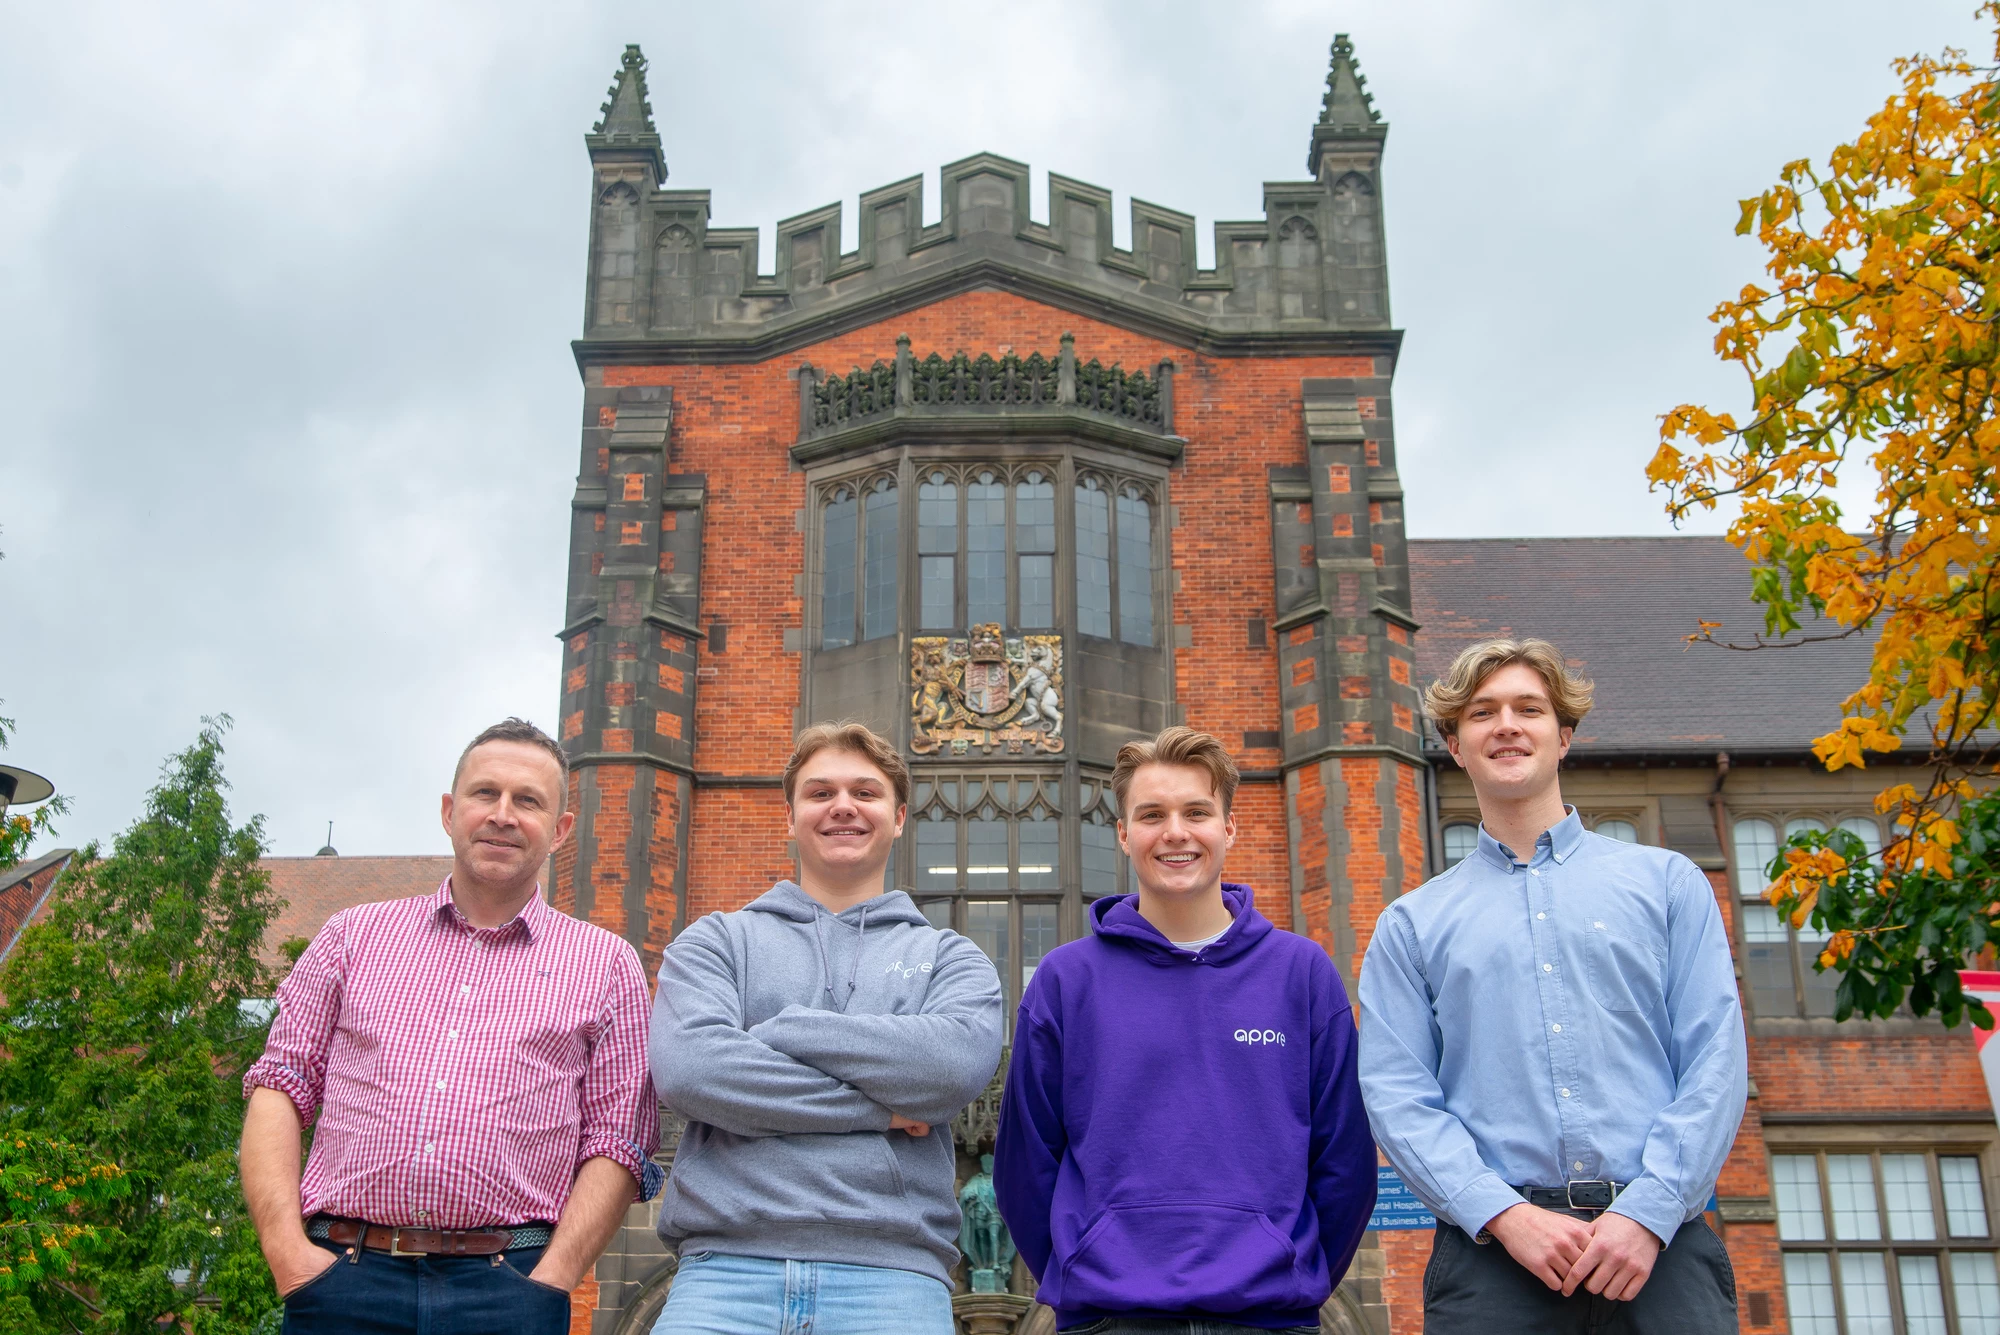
(281, 1241), (571, 1335)
(1424, 1217), (1736, 1334)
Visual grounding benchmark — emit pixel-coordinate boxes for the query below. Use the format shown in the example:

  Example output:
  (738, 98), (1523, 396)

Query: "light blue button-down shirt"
(1358, 809), (1747, 1244)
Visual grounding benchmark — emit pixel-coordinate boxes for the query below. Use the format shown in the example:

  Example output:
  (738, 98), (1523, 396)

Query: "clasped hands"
(1485, 1203), (1662, 1302)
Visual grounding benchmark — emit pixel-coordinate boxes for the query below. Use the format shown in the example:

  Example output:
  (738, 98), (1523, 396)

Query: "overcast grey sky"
(2, 1), (1987, 857)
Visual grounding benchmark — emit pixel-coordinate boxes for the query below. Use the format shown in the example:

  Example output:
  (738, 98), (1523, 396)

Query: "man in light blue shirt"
(1359, 638), (1746, 1332)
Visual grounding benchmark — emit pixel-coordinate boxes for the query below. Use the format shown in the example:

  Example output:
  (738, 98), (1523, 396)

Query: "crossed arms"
(649, 914), (1003, 1137)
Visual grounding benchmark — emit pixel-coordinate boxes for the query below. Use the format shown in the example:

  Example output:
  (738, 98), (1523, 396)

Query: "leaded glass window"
(1734, 813), (1886, 1019)
(1017, 472), (1056, 629)
(818, 476), (897, 650)
(908, 774), (1065, 1023)
(1116, 484), (1155, 645)
(1075, 474), (1157, 646)
(919, 471), (957, 630)
(1442, 822), (1479, 869)
(1775, 1148), (1999, 1334)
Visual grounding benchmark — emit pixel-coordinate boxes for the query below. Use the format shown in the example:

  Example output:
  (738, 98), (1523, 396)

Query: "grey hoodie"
(651, 882), (1004, 1283)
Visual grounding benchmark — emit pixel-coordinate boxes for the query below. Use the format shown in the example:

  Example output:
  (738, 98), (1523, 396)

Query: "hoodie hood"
(743, 880), (933, 927)
(743, 881), (932, 1014)
(1089, 883), (1272, 965)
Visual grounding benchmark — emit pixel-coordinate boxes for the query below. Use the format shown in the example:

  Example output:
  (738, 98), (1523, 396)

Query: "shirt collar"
(1475, 806), (1584, 871)
(429, 875), (546, 942)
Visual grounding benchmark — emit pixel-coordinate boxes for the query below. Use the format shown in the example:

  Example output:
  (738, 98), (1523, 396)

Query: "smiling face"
(1118, 761), (1237, 904)
(441, 740), (573, 895)
(786, 746), (907, 895)
(1444, 661), (1573, 805)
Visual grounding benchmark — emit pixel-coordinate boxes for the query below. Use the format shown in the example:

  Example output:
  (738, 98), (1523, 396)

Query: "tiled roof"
(261, 855), (455, 961)
(1409, 536), (1881, 757)
(0, 849), (75, 963)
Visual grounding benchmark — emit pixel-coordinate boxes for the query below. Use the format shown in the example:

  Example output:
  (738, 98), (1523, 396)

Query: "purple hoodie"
(993, 885), (1375, 1331)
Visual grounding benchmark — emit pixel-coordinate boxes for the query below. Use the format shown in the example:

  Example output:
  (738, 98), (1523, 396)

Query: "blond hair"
(1111, 725), (1241, 819)
(782, 721), (911, 809)
(1423, 638), (1594, 738)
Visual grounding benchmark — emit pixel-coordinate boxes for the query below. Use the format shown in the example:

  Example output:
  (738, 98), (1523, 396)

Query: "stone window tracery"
(905, 773), (1068, 1019)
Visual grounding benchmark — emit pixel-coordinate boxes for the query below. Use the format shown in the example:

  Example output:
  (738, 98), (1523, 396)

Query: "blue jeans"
(653, 1251), (955, 1335)
(281, 1241), (570, 1335)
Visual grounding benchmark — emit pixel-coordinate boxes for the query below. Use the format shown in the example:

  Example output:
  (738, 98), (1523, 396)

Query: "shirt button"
(1552, 1023), (1562, 1033)
(1543, 963), (1553, 972)
(1594, 921), (1605, 930)
(460, 985), (472, 995)
(448, 1030), (458, 1040)
(425, 1143), (435, 1154)
(1529, 869), (1541, 877)
(1560, 1088), (1572, 1098)
(1574, 1161), (1585, 1172)
(435, 1080), (446, 1091)
(417, 1211), (428, 1221)
(1536, 912), (1546, 920)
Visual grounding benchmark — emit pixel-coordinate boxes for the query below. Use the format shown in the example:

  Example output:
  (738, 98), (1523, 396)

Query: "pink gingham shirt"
(244, 880), (660, 1229)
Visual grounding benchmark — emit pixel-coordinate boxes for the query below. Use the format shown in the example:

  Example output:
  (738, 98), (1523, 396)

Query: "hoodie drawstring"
(810, 902), (870, 1013)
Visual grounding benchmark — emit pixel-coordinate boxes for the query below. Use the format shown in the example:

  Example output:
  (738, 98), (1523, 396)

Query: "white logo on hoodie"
(1234, 1028), (1287, 1046)
(882, 960), (934, 981)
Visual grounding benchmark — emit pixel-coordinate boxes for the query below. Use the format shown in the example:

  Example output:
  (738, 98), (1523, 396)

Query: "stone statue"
(957, 1153), (1016, 1294)
(1012, 643), (1063, 738)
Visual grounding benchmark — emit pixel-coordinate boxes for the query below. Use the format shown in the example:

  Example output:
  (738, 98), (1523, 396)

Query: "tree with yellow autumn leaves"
(1652, 4), (2000, 1025)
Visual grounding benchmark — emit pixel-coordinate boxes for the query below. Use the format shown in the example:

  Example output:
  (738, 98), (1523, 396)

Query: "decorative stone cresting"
(801, 334), (1173, 441)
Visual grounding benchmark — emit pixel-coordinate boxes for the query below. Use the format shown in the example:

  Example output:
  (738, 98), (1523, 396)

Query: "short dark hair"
(454, 718), (570, 810)
(782, 721), (911, 810)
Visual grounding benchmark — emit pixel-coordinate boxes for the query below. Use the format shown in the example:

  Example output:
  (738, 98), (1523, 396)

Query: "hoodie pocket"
(1052, 1201), (1310, 1313)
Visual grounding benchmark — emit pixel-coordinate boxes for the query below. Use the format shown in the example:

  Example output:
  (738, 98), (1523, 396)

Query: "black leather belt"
(1517, 1180), (1625, 1211)
(306, 1215), (554, 1256)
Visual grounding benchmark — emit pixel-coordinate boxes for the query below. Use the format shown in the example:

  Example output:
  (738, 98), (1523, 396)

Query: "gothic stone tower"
(553, 40), (1429, 1335)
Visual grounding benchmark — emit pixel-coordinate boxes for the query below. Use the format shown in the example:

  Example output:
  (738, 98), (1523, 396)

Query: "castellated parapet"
(577, 44), (1395, 363)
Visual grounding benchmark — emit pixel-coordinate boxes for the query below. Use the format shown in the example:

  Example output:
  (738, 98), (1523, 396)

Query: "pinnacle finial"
(586, 43), (666, 181)
(1308, 32), (1387, 173)
(1318, 33), (1382, 130)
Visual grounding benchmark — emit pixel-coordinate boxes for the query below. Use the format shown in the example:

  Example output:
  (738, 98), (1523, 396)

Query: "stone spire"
(587, 44), (666, 184)
(1309, 33), (1387, 173)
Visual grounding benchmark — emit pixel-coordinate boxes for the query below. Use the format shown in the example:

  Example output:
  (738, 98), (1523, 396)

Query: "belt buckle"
(1566, 1179), (1614, 1211)
(388, 1228), (424, 1258)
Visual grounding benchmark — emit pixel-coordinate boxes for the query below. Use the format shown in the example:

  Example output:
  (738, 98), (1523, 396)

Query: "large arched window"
(815, 460), (1159, 651)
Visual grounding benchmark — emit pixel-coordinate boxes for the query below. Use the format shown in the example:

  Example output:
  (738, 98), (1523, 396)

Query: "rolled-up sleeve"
(578, 941), (663, 1201)
(242, 914), (348, 1127)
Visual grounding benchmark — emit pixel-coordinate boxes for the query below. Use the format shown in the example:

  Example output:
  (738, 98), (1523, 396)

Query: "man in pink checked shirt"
(241, 718), (661, 1335)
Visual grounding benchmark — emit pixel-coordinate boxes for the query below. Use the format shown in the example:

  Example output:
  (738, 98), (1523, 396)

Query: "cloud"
(0, 0), (1985, 853)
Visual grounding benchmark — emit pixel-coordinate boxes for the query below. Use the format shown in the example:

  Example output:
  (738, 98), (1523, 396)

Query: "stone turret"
(572, 42), (1403, 354)
(1306, 34), (1391, 325)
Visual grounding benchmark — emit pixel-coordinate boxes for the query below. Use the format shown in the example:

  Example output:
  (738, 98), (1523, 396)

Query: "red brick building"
(549, 40), (1999, 1335)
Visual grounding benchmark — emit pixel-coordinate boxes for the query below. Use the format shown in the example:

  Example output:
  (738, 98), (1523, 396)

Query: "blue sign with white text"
(1369, 1166), (1438, 1230)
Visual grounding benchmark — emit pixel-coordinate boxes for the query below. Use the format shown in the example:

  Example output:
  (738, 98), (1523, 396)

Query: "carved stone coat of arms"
(911, 623), (1064, 756)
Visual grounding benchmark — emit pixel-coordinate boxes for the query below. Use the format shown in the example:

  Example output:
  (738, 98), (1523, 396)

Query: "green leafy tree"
(0, 706), (129, 1319)
(1647, 7), (2000, 1024)
(0, 718), (284, 1333)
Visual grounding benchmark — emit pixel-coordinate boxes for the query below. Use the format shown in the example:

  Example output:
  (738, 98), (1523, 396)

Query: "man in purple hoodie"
(993, 725), (1376, 1333)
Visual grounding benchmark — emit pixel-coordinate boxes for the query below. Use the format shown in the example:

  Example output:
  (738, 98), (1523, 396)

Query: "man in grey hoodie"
(650, 721), (1004, 1335)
